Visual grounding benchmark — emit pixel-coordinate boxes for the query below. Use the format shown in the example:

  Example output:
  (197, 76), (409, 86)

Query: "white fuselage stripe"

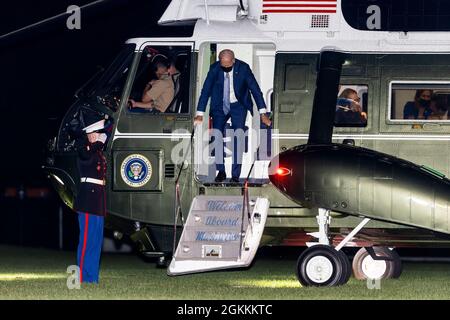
(274, 134), (450, 141)
(113, 133), (450, 141)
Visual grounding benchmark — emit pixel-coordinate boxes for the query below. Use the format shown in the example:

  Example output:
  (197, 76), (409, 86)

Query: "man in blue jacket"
(194, 49), (271, 183)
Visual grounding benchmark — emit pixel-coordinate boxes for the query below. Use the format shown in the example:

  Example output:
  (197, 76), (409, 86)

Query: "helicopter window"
(127, 45), (191, 114)
(390, 82), (450, 121)
(85, 44), (137, 114)
(334, 85), (368, 127)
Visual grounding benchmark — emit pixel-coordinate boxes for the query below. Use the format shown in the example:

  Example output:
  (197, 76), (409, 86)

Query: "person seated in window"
(164, 60), (183, 113)
(129, 61), (174, 113)
(168, 60), (180, 82)
(403, 89), (433, 120)
(335, 88), (367, 125)
(428, 93), (449, 120)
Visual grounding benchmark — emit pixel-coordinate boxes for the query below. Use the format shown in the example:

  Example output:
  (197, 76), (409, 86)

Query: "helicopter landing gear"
(297, 209), (352, 286)
(352, 247), (402, 280)
(297, 208), (404, 286)
(297, 209), (374, 287)
(296, 245), (352, 287)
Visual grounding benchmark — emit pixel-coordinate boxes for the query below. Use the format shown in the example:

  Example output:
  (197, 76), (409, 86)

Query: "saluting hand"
(87, 132), (100, 144)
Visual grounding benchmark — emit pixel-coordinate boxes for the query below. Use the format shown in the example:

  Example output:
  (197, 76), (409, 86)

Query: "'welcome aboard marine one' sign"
(206, 200), (243, 212)
(191, 200), (245, 244)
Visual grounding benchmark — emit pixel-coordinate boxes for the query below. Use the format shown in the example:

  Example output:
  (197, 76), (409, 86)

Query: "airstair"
(168, 195), (269, 275)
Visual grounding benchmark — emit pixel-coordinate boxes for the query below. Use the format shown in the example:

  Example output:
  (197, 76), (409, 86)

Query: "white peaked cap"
(83, 119), (106, 133)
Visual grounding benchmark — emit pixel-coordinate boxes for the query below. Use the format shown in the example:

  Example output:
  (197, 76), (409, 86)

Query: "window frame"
(388, 80), (450, 123)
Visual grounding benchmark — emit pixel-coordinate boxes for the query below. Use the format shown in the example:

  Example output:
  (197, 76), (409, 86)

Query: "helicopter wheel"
(296, 245), (344, 287)
(352, 247), (397, 280)
(337, 249), (352, 285)
(386, 248), (403, 278)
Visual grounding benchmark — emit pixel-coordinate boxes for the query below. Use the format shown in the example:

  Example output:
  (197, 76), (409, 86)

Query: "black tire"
(337, 249), (352, 285)
(386, 248), (403, 278)
(372, 247), (402, 279)
(296, 245), (344, 287)
(352, 247), (393, 280)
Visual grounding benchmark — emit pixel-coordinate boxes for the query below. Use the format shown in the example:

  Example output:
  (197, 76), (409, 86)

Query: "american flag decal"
(262, 0), (337, 14)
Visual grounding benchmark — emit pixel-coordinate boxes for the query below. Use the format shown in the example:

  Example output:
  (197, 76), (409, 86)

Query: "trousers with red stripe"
(77, 212), (104, 283)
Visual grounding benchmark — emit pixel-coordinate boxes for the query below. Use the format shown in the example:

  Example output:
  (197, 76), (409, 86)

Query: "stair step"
(177, 229), (243, 242)
(185, 215), (247, 229)
(175, 241), (242, 260)
(168, 195), (270, 275)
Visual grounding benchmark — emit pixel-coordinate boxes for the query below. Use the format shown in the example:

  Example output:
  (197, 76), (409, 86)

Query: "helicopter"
(43, 0), (450, 286)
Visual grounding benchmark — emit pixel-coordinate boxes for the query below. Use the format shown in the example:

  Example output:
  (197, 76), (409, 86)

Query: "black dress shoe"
(215, 171), (227, 182)
(230, 177), (240, 183)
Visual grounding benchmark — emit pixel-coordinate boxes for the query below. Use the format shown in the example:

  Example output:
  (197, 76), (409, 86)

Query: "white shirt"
(196, 68), (267, 116)
(227, 70), (238, 104)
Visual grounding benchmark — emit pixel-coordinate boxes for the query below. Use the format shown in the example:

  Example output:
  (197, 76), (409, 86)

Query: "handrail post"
(171, 128), (195, 257)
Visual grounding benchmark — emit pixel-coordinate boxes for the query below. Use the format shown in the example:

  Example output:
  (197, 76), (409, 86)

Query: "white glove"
(97, 133), (107, 144)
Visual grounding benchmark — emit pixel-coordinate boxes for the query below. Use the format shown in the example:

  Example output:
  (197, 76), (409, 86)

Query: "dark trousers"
(77, 212), (104, 283)
(212, 102), (247, 179)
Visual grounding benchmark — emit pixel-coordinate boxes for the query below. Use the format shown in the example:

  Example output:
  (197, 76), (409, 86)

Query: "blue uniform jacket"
(196, 59), (266, 116)
(403, 101), (433, 119)
(73, 137), (107, 216)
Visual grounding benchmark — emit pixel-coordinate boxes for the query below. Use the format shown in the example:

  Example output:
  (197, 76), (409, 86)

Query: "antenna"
(204, 0), (210, 25)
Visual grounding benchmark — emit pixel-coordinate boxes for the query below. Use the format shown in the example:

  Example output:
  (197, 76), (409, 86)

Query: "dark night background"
(0, 0), (192, 249)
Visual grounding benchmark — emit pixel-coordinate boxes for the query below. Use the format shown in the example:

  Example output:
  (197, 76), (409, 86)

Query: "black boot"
(230, 177), (240, 183)
(215, 171), (227, 182)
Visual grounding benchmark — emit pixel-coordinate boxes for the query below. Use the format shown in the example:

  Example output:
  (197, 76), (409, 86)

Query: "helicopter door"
(194, 43), (276, 184)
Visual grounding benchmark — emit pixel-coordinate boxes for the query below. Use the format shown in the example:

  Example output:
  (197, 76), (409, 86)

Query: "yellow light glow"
(0, 273), (66, 281)
(230, 279), (301, 289)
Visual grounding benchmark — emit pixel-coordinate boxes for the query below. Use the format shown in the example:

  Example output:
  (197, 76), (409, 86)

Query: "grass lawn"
(0, 245), (449, 300)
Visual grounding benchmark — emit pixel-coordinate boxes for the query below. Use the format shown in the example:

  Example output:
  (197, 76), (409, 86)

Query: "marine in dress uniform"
(73, 118), (108, 284)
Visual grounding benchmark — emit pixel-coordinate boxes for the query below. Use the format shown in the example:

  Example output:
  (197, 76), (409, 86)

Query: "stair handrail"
(172, 128), (195, 257)
(238, 160), (255, 260)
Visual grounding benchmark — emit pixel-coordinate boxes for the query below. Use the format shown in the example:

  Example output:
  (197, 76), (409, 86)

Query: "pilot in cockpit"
(128, 60), (175, 113)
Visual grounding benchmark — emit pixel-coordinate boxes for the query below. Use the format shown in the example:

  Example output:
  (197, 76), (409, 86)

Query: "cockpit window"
(88, 44), (136, 114)
(334, 84), (368, 127)
(57, 44), (135, 151)
(126, 45), (191, 114)
(94, 44), (135, 98)
(390, 82), (450, 121)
